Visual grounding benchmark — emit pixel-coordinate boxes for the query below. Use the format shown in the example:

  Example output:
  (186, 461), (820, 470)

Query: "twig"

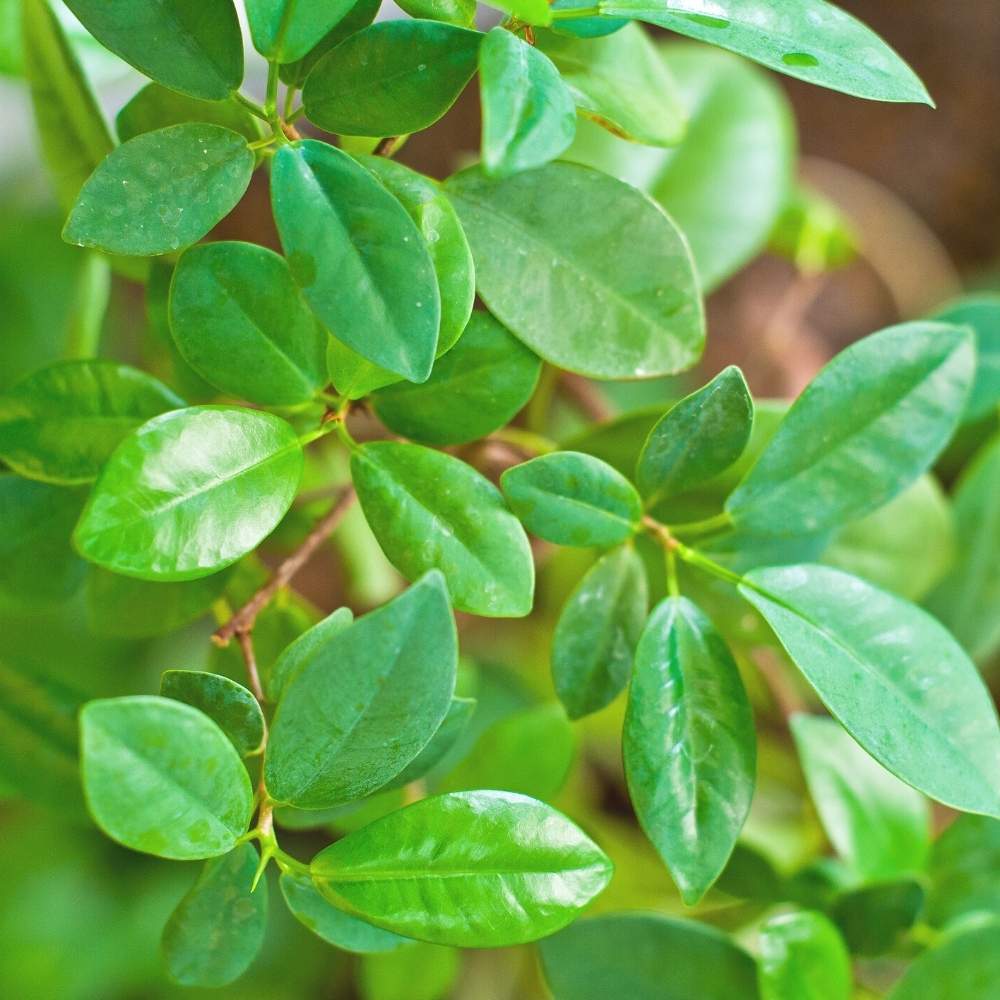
(237, 631), (266, 703)
(374, 136), (403, 158)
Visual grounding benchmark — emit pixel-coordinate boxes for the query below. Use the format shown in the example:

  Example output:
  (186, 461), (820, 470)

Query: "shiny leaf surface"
(160, 670), (265, 757)
(266, 606), (354, 702)
(758, 910), (851, 1000)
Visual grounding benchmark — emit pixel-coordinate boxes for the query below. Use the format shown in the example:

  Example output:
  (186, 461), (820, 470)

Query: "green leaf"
(115, 82), (260, 143)
(169, 241), (327, 405)
(501, 451), (642, 547)
(888, 920), (1000, 999)
(266, 606), (354, 701)
(933, 295), (1000, 423)
(162, 843), (268, 987)
(830, 879), (924, 955)
(271, 140), (440, 383)
(0, 477), (86, 610)
(265, 572), (457, 808)
(79, 695), (253, 859)
(0, 359), (184, 484)
(539, 913), (760, 1000)
(624, 596), (755, 904)
(551, 0), (627, 38)
(479, 28), (576, 178)
(22, 0), (113, 211)
(758, 910), (851, 1000)
(160, 671), (265, 757)
(791, 714), (930, 881)
(739, 564), (1000, 817)
(311, 790), (612, 947)
(74, 406), (303, 581)
(63, 0), (243, 100)
(926, 815), (1000, 928)
(567, 42), (794, 291)
(64, 124), (254, 256)
(636, 365), (752, 504)
(536, 23), (685, 146)
(552, 544), (647, 719)
(0, 0), (21, 76)
(727, 322), (975, 535)
(246, 0), (357, 62)
(482, 0), (552, 26)
(394, 0), (474, 28)
(595, 0), (932, 105)
(927, 435), (1000, 662)
(278, 0), (382, 87)
(302, 20), (481, 136)
(352, 441), (534, 617)
(445, 162), (704, 379)
(280, 872), (411, 953)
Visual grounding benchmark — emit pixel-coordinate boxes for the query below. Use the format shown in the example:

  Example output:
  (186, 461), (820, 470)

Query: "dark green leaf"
(80, 695), (253, 859)
(446, 162), (704, 379)
(727, 323), (974, 535)
(64, 124), (254, 256)
(352, 441), (534, 617)
(160, 670), (265, 757)
(311, 790), (612, 947)
(278, 0), (382, 87)
(624, 596), (755, 903)
(926, 815), (1000, 928)
(380, 696), (475, 791)
(246, 0), (357, 62)
(888, 920), (1000, 999)
(302, 20), (481, 136)
(830, 879), (924, 955)
(63, 0), (243, 100)
(933, 295), (1000, 422)
(162, 843), (268, 987)
(758, 910), (851, 1000)
(115, 82), (260, 143)
(74, 406), (303, 581)
(272, 140), (440, 382)
(266, 606), (354, 701)
(740, 564), (1000, 817)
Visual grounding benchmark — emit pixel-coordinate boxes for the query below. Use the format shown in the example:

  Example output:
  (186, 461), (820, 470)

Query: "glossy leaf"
(63, 0), (243, 100)
(74, 406), (303, 581)
(395, 0), (474, 27)
(536, 24), (685, 146)
(552, 545), (647, 719)
(597, 0), (932, 104)
(446, 162), (704, 379)
(727, 323), (975, 535)
(0, 359), (183, 484)
(266, 606), (354, 702)
(169, 241), (327, 405)
(933, 295), (1000, 422)
(311, 790), (612, 947)
(624, 596), (756, 904)
(278, 0), (383, 87)
(271, 140), (440, 382)
(160, 671), (265, 757)
(302, 20), (481, 136)
(740, 564), (1000, 817)
(162, 843), (268, 987)
(888, 920), (1000, 999)
(352, 441), (534, 617)
(116, 82), (259, 144)
(926, 815), (1000, 928)
(246, 0), (357, 62)
(79, 696), (253, 859)
(636, 365), (752, 504)
(265, 573), (457, 808)
(479, 28), (576, 178)
(539, 913), (761, 1000)
(501, 451), (642, 547)
(758, 910), (851, 1000)
(64, 124), (254, 256)
(791, 714), (930, 881)
(551, 0), (627, 38)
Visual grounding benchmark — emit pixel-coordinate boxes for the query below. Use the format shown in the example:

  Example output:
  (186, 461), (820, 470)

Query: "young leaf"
(636, 365), (753, 504)
(726, 322), (975, 535)
(539, 913), (760, 1000)
(501, 451), (643, 547)
(74, 407), (303, 581)
(0, 360), (183, 484)
(479, 27), (576, 178)
(280, 872), (411, 953)
(887, 920), (1000, 999)
(116, 82), (260, 144)
(245, 0), (357, 62)
(162, 843), (267, 987)
(302, 20), (481, 136)
(740, 564), (1000, 817)
(265, 572), (457, 808)
(278, 0), (383, 87)
(552, 545), (647, 719)
(481, 0), (552, 26)
(758, 910), (852, 1000)
(933, 295), (1000, 422)
(63, 0), (244, 100)
(597, 0), (932, 105)
(446, 162), (704, 379)
(63, 124), (254, 256)
(266, 606), (354, 701)
(624, 596), (756, 904)
(79, 695), (253, 859)
(926, 815), (1000, 928)
(352, 441), (534, 617)
(160, 671), (265, 757)
(536, 23), (685, 147)
(310, 790), (612, 946)
(271, 140), (440, 382)
(394, 0), (475, 28)
(169, 241), (327, 405)
(791, 714), (930, 881)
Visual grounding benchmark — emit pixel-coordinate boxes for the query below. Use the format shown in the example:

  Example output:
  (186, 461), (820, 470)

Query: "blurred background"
(1, 2), (998, 998)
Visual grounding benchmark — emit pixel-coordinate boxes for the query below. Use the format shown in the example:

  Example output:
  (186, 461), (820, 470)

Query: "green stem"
(283, 84), (299, 120)
(65, 251), (111, 358)
(490, 426), (557, 456)
(273, 845), (311, 878)
(666, 547), (680, 598)
(674, 542), (745, 587)
(551, 4), (602, 19)
(299, 422), (339, 447)
(671, 510), (734, 540)
(234, 91), (270, 121)
(265, 60), (280, 118)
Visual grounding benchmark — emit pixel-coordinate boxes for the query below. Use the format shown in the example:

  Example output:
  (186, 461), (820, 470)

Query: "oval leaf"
(266, 605), (354, 701)
(933, 295), (1000, 423)
(888, 920), (1000, 999)
(116, 82), (260, 144)
(246, 0), (357, 62)
(161, 670), (265, 757)
(278, 0), (383, 87)
(759, 910), (852, 1000)
(926, 814), (1000, 928)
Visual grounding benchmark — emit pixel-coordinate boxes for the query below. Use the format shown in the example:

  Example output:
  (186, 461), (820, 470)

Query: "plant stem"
(666, 547), (680, 598)
(489, 426), (558, 456)
(671, 510), (734, 540)
(551, 4), (602, 19)
(237, 631), (266, 702)
(234, 91), (270, 121)
(674, 541), (746, 587)
(374, 135), (404, 158)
